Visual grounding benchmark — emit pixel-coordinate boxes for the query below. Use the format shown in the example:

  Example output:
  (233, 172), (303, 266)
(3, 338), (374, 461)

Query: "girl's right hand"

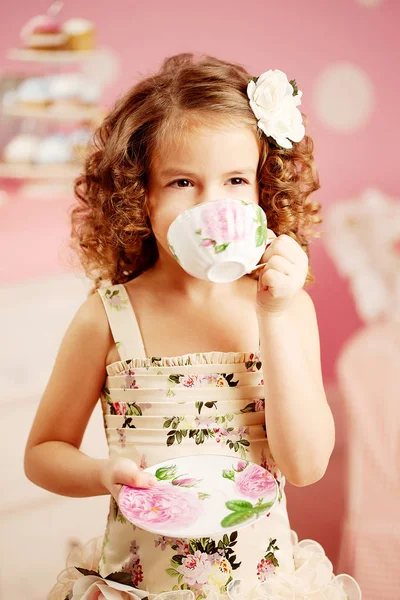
(100, 457), (157, 502)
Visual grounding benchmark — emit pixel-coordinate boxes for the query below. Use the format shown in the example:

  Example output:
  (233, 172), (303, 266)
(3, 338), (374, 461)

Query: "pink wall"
(1, 2), (397, 583)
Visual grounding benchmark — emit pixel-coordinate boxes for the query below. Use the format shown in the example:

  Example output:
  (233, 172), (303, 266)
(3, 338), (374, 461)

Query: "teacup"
(167, 197), (270, 283)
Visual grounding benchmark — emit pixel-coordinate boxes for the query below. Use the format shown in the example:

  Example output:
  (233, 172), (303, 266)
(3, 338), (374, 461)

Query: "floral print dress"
(50, 283), (362, 600)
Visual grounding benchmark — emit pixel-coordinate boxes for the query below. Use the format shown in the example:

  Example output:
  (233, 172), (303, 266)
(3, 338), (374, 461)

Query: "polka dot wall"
(314, 62), (375, 132)
(0, 0), (398, 382)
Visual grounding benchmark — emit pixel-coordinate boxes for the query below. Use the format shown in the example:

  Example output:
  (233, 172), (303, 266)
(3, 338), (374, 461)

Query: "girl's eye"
(229, 177), (248, 185)
(169, 179), (193, 188)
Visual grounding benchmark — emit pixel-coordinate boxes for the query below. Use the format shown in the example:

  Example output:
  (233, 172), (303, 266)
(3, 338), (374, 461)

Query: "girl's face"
(147, 122), (260, 259)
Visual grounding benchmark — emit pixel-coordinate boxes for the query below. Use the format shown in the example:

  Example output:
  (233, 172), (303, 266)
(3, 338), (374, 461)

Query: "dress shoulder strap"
(97, 283), (147, 361)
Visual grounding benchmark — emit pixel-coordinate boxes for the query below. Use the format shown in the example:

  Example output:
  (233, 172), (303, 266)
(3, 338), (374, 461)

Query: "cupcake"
(62, 18), (95, 51)
(20, 15), (67, 50)
(35, 134), (72, 164)
(48, 73), (83, 109)
(3, 134), (41, 164)
(17, 77), (51, 110)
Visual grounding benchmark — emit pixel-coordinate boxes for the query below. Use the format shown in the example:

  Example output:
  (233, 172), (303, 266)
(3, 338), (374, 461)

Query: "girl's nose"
(196, 189), (228, 206)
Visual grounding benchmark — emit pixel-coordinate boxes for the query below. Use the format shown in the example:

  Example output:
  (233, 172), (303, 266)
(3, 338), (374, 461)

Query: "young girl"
(24, 53), (362, 599)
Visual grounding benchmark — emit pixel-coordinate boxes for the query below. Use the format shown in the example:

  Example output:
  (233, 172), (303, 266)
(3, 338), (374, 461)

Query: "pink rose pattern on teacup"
(201, 238), (217, 248)
(234, 463), (277, 499)
(118, 484), (203, 529)
(193, 200), (267, 253)
(202, 200), (254, 243)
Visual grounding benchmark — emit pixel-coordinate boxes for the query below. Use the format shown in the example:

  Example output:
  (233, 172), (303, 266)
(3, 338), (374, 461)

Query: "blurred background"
(0, 1), (399, 599)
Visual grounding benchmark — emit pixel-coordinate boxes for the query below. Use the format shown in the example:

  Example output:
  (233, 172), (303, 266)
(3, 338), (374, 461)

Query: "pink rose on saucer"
(236, 460), (248, 472)
(235, 463), (276, 499)
(202, 200), (254, 242)
(172, 477), (200, 488)
(118, 484), (203, 529)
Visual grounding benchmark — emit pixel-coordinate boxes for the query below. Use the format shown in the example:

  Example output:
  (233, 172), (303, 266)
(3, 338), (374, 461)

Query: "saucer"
(118, 454), (278, 538)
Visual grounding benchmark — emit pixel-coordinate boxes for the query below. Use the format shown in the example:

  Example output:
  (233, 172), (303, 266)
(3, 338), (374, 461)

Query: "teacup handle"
(248, 262), (268, 275)
(248, 237), (274, 275)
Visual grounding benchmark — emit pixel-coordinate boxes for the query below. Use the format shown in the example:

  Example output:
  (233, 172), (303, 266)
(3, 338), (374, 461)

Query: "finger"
(263, 235), (303, 265)
(260, 268), (288, 295)
(134, 469), (158, 488)
(115, 460), (157, 488)
(263, 255), (293, 276)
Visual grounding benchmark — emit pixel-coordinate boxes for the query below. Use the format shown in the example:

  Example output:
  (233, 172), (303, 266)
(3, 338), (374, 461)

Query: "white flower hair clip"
(247, 69), (305, 150)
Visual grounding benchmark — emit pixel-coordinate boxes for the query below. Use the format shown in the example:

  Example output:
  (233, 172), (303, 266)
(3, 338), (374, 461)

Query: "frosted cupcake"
(48, 73), (83, 109)
(47, 74), (101, 108)
(62, 18), (96, 51)
(20, 15), (67, 50)
(35, 135), (72, 164)
(17, 77), (51, 109)
(3, 135), (41, 164)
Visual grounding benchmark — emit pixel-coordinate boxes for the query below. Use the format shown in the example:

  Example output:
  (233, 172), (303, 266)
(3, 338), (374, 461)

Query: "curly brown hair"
(70, 52), (322, 290)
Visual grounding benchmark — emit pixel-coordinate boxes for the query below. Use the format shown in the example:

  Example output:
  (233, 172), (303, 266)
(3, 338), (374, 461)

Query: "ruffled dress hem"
(48, 531), (362, 600)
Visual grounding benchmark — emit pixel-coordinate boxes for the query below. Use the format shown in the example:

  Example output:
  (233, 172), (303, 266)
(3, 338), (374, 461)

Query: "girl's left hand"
(256, 229), (309, 316)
